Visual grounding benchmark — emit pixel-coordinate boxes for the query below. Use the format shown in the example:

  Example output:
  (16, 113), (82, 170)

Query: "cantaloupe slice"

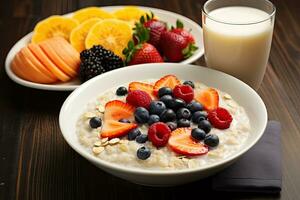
(39, 41), (78, 77)
(28, 43), (71, 82)
(11, 57), (29, 80)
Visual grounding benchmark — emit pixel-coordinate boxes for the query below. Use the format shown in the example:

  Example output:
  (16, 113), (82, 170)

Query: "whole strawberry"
(170, 20), (195, 43)
(144, 19), (167, 48)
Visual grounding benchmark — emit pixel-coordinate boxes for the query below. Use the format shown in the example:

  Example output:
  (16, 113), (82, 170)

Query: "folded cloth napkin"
(212, 121), (282, 193)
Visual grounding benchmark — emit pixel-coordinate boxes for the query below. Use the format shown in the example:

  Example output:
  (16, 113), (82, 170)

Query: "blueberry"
(89, 117), (102, 128)
(127, 128), (141, 140)
(191, 128), (206, 141)
(160, 95), (173, 107)
(177, 118), (191, 127)
(148, 114), (160, 125)
(118, 118), (131, 123)
(116, 86), (128, 96)
(137, 146), (151, 160)
(186, 101), (203, 113)
(183, 80), (195, 88)
(149, 101), (166, 115)
(176, 108), (191, 119)
(136, 134), (148, 143)
(204, 134), (219, 147)
(198, 119), (211, 133)
(166, 121), (177, 131)
(160, 109), (177, 122)
(168, 98), (186, 110)
(134, 107), (150, 124)
(158, 87), (173, 97)
(192, 111), (208, 123)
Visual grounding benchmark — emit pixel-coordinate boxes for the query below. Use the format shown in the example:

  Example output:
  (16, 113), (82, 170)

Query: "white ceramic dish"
(5, 6), (204, 91)
(59, 63), (267, 186)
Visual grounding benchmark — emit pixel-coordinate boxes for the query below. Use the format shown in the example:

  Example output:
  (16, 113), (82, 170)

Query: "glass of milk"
(202, 0), (276, 90)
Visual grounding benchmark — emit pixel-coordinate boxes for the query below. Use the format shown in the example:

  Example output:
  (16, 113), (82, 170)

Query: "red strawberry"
(126, 90), (152, 109)
(101, 120), (137, 138)
(148, 122), (171, 147)
(195, 88), (219, 111)
(104, 100), (136, 121)
(128, 82), (156, 99)
(153, 75), (180, 96)
(173, 84), (194, 103)
(144, 19), (167, 48)
(208, 107), (233, 129)
(168, 128), (208, 156)
(170, 20), (195, 43)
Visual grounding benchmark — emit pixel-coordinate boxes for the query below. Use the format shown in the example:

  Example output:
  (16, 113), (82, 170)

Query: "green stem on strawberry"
(182, 43), (198, 59)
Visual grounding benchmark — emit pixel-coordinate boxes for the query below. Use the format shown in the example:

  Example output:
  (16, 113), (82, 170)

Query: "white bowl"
(59, 63), (267, 186)
(5, 6), (204, 91)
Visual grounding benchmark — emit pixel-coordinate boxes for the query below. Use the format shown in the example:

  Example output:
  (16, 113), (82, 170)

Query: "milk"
(203, 7), (274, 89)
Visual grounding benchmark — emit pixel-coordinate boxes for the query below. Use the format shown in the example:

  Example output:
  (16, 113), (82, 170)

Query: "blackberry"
(79, 45), (124, 82)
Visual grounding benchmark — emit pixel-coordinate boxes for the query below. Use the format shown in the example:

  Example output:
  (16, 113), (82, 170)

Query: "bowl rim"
(59, 63), (267, 175)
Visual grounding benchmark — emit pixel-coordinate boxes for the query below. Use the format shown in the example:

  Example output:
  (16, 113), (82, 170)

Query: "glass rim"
(202, 0), (276, 25)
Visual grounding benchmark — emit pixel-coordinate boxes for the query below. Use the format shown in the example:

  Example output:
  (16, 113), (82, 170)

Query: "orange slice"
(113, 6), (148, 24)
(72, 7), (114, 23)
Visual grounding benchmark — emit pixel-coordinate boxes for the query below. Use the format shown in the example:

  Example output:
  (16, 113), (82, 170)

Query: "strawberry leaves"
(182, 43), (198, 58)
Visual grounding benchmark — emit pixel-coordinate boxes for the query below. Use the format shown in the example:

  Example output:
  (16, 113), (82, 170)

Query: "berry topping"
(128, 82), (155, 99)
(186, 101), (203, 113)
(118, 119), (131, 123)
(148, 122), (171, 147)
(183, 80), (195, 88)
(160, 109), (177, 122)
(104, 100), (135, 121)
(173, 84), (194, 103)
(126, 90), (152, 109)
(177, 118), (191, 127)
(168, 98), (186, 110)
(198, 119), (212, 134)
(159, 95), (173, 107)
(191, 128), (206, 141)
(208, 107), (233, 129)
(136, 134), (148, 144)
(191, 111), (208, 124)
(176, 108), (191, 119)
(127, 128), (142, 140)
(134, 107), (150, 124)
(149, 100), (166, 115)
(148, 114), (160, 125)
(168, 128), (209, 156)
(116, 86), (128, 96)
(166, 121), (177, 131)
(101, 120), (137, 139)
(153, 75), (180, 96)
(89, 117), (102, 128)
(195, 88), (219, 111)
(158, 87), (173, 98)
(204, 134), (219, 147)
(137, 146), (151, 160)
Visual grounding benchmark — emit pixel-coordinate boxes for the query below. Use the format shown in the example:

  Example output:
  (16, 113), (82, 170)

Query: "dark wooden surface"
(1, 0), (300, 199)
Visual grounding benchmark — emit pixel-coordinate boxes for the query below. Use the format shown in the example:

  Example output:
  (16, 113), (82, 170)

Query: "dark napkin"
(212, 121), (282, 193)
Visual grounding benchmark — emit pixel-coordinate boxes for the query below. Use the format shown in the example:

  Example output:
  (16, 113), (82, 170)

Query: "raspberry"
(208, 107), (233, 129)
(148, 122), (171, 147)
(126, 90), (152, 109)
(173, 84), (194, 103)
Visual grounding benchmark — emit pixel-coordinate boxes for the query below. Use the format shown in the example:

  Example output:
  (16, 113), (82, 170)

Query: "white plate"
(5, 6), (204, 91)
(59, 63), (267, 186)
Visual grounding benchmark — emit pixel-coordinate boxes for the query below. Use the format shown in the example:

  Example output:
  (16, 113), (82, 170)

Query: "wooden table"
(1, 0), (299, 199)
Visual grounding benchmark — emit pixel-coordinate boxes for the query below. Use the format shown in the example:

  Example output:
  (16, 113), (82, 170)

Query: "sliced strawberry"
(101, 120), (137, 138)
(128, 82), (156, 99)
(168, 128), (208, 156)
(104, 100), (136, 121)
(153, 75), (181, 96)
(195, 88), (219, 111)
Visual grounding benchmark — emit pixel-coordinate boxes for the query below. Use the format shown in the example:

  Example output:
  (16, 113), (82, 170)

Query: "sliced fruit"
(85, 19), (132, 59)
(11, 57), (30, 80)
(72, 7), (114, 23)
(70, 18), (101, 52)
(168, 128), (209, 156)
(113, 6), (148, 23)
(195, 88), (219, 111)
(32, 16), (78, 43)
(101, 120), (137, 139)
(20, 46), (57, 81)
(104, 100), (136, 121)
(208, 107), (233, 129)
(28, 43), (71, 82)
(39, 41), (77, 77)
(46, 37), (80, 71)
(128, 82), (156, 99)
(153, 75), (181, 96)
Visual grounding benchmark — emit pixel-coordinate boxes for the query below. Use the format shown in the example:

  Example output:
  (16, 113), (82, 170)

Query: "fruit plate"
(5, 6), (204, 91)
(59, 63), (267, 186)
